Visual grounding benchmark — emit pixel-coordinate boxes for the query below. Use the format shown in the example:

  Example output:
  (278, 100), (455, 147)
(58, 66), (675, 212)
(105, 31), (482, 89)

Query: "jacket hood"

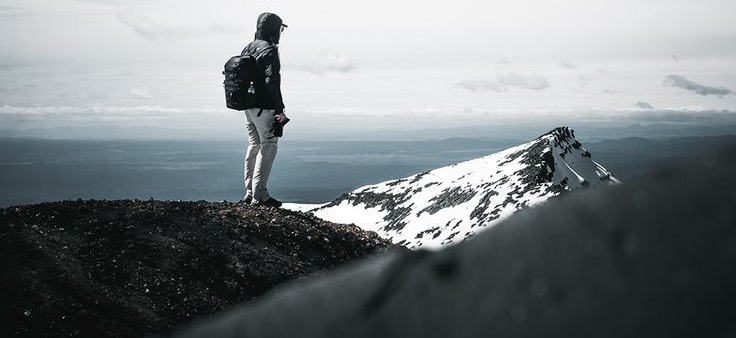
(254, 12), (283, 45)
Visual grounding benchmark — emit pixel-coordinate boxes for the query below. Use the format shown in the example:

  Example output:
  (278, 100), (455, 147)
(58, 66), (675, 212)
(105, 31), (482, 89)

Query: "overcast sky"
(1, 0), (735, 139)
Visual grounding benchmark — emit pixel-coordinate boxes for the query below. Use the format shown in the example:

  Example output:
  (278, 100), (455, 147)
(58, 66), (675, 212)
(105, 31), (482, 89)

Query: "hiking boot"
(256, 197), (282, 208)
(242, 195), (252, 204)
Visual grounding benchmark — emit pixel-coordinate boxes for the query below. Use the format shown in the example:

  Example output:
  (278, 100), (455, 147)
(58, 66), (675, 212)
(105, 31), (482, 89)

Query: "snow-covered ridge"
(306, 127), (619, 249)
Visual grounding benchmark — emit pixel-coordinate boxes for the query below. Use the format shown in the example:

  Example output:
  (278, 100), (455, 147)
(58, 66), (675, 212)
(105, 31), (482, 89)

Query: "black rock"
(0, 200), (394, 338)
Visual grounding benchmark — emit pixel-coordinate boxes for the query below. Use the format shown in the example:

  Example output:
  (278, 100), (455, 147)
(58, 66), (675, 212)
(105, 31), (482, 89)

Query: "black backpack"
(222, 46), (273, 110)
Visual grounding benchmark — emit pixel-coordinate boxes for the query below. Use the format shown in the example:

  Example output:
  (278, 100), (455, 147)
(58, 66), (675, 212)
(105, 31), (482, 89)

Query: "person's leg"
(243, 108), (261, 201)
(253, 139), (278, 202)
(249, 108), (279, 203)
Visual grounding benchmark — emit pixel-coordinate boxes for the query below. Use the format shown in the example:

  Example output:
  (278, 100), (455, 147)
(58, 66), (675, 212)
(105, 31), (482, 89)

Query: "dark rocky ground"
(0, 200), (394, 337)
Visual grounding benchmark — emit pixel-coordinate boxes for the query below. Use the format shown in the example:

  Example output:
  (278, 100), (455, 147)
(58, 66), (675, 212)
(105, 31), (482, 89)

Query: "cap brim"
(281, 23), (288, 27)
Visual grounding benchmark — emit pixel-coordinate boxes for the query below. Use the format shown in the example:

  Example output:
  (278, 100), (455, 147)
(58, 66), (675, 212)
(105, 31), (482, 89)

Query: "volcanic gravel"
(0, 199), (393, 338)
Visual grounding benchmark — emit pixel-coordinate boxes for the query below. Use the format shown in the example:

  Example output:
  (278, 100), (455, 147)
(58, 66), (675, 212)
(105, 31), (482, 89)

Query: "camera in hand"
(272, 115), (290, 137)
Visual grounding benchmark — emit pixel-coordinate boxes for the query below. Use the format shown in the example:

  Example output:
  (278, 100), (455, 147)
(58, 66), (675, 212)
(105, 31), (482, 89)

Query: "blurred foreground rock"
(176, 149), (736, 338)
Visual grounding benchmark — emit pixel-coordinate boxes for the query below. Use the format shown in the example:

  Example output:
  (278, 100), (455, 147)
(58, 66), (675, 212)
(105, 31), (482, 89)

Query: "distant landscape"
(2, 134), (736, 208)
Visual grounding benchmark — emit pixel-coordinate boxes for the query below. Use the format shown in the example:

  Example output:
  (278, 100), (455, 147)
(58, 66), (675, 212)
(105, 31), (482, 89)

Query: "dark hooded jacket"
(241, 13), (285, 112)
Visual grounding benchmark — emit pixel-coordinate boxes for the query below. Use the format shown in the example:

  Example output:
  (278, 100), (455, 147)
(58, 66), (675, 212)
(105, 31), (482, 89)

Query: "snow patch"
(308, 127), (618, 249)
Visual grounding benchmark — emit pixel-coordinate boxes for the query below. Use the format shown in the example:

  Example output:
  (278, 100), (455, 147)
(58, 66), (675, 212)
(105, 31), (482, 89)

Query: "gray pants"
(244, 108), (279, 203)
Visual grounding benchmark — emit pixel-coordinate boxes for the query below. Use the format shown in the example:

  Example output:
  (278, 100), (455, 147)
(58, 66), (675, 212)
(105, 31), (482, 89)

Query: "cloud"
(622, 109), (736, 124)
(76, 0), (148, 4)
(0, 105), (246, 127)
(578, 76), (592, 83)
(636, 101), (654, 109)
(0, 5), (26, 17)
(456, 80), (505, 92)
(663, 75), (732, 97)
(457, 73), (550, 92)
(289, 52), (358, 75)
(497, 73), (550, 91)
(129, 87), (156, 99)
(558, 62), (577, 69)
(0, 105), (241, 139)
(57, 90), (99, 100)
(496, 59), (512, 65)
(0, 105), (190, 121)
(0, 55), (32, 69)
(117, 14), (244, 40)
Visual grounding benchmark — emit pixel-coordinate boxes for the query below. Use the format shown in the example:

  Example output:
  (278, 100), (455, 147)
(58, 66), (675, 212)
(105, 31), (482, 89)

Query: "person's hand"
(275, 112), (287, 123)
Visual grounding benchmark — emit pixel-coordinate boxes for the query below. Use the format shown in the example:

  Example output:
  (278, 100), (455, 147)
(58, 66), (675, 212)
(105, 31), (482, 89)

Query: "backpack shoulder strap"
(252, 45), (276, 59)
(241, 41), (276, 58)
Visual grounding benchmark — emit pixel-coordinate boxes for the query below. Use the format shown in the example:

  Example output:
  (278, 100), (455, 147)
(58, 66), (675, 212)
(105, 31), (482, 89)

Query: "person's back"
(241, 12), (288, 208)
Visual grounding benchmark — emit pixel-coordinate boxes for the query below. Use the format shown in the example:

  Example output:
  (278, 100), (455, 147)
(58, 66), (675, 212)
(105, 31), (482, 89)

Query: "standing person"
(241, 12), (288, 207)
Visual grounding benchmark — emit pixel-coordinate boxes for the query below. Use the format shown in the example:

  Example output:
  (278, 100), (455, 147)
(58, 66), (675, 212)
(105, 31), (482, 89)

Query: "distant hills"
(2, 133), (736, 208)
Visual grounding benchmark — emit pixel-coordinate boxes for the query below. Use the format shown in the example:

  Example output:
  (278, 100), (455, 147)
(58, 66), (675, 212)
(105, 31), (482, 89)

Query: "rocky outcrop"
(0, 200), (393, 338)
